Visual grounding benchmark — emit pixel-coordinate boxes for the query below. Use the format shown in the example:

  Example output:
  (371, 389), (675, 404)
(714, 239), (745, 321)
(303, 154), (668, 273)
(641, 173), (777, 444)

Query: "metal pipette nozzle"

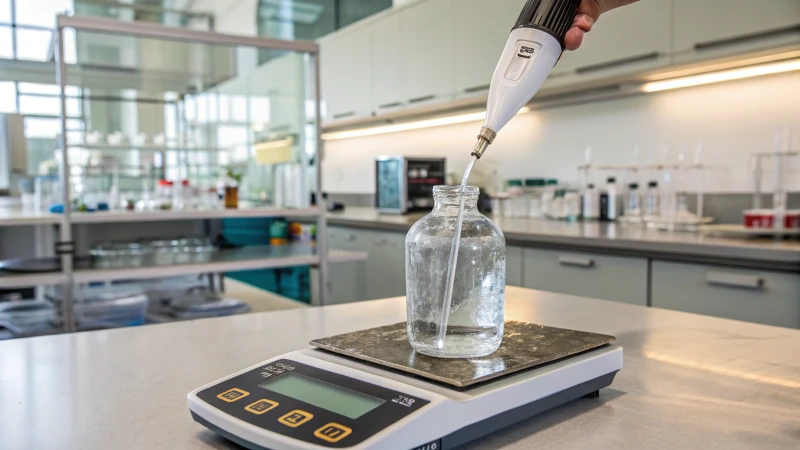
(471, 127), (497, 159)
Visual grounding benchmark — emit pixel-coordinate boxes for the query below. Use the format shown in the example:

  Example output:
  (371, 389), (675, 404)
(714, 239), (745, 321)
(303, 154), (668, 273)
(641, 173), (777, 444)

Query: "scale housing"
(188, 342), (622, 450)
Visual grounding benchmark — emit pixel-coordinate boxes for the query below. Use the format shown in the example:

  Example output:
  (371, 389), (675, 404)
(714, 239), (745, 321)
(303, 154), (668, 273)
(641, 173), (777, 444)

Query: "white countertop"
(0, 286), (798, 449)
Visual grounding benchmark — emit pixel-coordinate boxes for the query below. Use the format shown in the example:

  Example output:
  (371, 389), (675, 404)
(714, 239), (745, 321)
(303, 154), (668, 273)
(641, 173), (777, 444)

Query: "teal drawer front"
(652, 261), (800, 329)
(522, 248), (647, 305)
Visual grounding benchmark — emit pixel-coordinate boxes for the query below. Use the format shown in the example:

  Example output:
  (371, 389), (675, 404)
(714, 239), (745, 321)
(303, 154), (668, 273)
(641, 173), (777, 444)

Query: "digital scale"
(188, 321), (623, 450)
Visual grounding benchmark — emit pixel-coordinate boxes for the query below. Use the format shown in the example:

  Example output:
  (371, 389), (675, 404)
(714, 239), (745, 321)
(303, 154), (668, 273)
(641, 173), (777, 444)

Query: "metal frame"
(55, 15), (329, 331)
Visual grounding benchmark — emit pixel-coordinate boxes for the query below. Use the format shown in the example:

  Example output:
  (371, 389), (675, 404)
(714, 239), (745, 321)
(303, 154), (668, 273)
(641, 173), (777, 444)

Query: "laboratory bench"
(0, 286), (797, 449)
(320, 207), (800, 329)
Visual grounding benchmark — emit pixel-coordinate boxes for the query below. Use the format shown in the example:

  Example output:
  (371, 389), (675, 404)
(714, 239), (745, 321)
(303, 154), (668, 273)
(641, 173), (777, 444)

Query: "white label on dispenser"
(505, 41), (541, 81)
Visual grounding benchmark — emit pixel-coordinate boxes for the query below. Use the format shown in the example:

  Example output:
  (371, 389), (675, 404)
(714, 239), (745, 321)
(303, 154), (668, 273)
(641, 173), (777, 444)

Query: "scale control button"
(278, 410), (314, 428)
(244, 399), (279, 415)
(217, 388), (249, 403)
(314, 423), (353, 443)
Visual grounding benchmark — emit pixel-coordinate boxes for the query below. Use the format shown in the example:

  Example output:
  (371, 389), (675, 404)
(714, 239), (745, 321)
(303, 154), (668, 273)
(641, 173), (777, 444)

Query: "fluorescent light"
(254, 137), (294, 151)
(641, 59), (800, 93)
(321, 107), (531, 141)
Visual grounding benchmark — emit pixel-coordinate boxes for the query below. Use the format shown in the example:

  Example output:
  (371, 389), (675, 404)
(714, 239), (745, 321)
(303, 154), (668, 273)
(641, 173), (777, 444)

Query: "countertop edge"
(325, 216), (800, 272)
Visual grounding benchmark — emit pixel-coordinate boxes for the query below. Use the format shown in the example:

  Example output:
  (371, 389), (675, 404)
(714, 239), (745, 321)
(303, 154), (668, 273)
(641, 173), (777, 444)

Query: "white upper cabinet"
(371, 13), (404, 113)
(672, 0), (800, 63)
(399, 0), (455, 106)
(551, 0), (672, 85)
(318, 0), (800, 125)
(452, 0), (526, 98)
(319, 24), (373, 122)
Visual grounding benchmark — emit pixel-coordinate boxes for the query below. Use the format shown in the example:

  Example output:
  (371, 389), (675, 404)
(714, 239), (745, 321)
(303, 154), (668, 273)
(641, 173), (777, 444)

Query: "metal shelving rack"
(7, 15), (347, 332)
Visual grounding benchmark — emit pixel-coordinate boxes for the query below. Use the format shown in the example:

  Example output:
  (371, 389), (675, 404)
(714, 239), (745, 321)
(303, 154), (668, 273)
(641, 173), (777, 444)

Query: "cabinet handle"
(344, 234), (357, 242)
(378, 102), (403, 109)
(694, 25), (800, 51)
(575, 52), (661, 75)
(706, 272), (765, 291)
(463, 84), (490, 94)
(558, 256), (595, 268)
(408, 95), (436, 104)
(333, 111), (356, 119)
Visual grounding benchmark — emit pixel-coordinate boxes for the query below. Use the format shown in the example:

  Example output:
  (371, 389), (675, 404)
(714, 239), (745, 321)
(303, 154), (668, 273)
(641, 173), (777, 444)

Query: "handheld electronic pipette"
(472, 0), (582, 159)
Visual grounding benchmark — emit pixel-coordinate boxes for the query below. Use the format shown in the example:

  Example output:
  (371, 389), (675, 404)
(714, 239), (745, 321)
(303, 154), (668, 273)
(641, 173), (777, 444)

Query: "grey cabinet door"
(506, 245), (524, 287)
(326, 227), (369, 303)
(652, 261), (800, 329)
(522, 248), (647, 305)
(365, 230), (407, 300)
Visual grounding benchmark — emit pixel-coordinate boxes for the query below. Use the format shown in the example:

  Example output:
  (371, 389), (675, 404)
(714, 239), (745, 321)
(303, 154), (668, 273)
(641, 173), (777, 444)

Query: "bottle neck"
(433, 197), (479, 213)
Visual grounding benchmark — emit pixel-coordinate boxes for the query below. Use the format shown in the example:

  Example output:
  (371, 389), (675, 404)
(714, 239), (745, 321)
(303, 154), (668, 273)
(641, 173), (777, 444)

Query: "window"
(256, 0), (392, 63)
(0, 0), (10, 23)
(14, 0), (72, 28)
(0, 81), (15, 113)
(0, 25), (11, 59)
(16, 28), (57, 61)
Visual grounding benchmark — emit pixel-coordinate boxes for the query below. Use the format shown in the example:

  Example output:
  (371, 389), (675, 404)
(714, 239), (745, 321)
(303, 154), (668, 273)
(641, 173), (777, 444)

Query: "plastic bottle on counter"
(541, 179), (558, 218)
(644, 181), (659, 220)
(626, 183), (641, 218)
(505, 179), (526, 218)
(600, 177), (618, 222)
(564, 190), (581, 222)
(524, 178), (546, 218)
(582, 183), (600, 220)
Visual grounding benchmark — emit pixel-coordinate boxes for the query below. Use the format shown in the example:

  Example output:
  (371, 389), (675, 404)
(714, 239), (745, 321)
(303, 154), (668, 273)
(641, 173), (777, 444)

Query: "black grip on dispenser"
(513, 0), (582, 50)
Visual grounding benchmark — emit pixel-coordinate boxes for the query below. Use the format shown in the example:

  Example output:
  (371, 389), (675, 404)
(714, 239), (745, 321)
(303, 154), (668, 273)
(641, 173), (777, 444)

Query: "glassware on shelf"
(18, 178), (35, 209)
(156, 180), (174, 210)
(406, 186), (505, 358)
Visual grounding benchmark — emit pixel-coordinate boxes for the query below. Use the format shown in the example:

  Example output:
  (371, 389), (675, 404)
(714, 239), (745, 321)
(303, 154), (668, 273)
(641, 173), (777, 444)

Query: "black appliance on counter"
(375, 156), (446, 214)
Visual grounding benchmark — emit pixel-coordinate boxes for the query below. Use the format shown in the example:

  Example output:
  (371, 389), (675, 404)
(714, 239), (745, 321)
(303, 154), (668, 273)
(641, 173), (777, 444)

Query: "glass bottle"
(406, 185), (505, 358)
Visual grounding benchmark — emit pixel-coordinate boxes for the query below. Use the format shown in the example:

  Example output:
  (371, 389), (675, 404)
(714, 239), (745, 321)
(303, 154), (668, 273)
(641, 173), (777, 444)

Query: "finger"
(572, 13), (594, 33)
(577, 0), (602, 22)
(564, 27), (585, 51)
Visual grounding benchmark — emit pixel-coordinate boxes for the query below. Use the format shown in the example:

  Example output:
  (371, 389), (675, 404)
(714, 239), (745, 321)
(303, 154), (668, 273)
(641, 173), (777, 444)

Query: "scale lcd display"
(258, 372), (385, 419)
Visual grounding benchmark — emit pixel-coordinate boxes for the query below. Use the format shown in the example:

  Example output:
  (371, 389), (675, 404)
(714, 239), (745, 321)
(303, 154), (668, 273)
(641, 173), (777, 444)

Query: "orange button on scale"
(244, 399), (279, 415)
(278, 410), (314, 428)
(217, 388), (249, 403)
(314, 423), (353, 443)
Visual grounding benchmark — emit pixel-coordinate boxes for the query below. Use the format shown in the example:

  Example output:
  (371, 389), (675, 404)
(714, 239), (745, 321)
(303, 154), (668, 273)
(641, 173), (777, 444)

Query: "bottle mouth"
(434, 185), (480, 200)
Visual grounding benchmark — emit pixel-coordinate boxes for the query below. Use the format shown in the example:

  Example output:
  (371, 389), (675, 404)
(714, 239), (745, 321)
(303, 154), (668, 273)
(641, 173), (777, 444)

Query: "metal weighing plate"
(310, 321), (616, 388)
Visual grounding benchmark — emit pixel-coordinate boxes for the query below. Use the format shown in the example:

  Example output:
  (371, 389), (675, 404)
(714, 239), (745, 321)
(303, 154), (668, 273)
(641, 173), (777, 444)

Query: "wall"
(322, 71), (800, 194)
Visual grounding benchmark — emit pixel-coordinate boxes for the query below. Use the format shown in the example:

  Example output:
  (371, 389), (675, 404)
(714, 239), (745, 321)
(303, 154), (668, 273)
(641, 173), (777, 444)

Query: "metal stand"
(54, 15), (330, 330)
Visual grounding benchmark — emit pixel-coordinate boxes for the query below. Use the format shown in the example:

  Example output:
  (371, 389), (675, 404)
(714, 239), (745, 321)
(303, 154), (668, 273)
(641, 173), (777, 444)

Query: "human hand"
(564, 0), (639, 51)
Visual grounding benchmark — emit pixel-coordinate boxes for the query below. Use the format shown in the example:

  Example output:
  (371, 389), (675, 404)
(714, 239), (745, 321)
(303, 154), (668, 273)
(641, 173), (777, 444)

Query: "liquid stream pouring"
(187, 2), (623, 449)
(436, 0), (584, 352)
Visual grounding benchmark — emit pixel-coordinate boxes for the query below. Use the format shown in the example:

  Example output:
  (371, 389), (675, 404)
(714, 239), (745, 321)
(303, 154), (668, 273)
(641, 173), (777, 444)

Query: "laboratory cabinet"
(506, 245), (524, 287)
(671, 0), (800, 65)
(398, 0), (455, 108)
(319, 0), (799, 127)
(370, 12), (404, 114)
(651, 261), (800, 329)
(452, 0), (526, 99)
(325, 226), (406, 303)
(549, 0), (672, 87)
(319, 23), (373, 122)
(522, 248), (648, 306)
